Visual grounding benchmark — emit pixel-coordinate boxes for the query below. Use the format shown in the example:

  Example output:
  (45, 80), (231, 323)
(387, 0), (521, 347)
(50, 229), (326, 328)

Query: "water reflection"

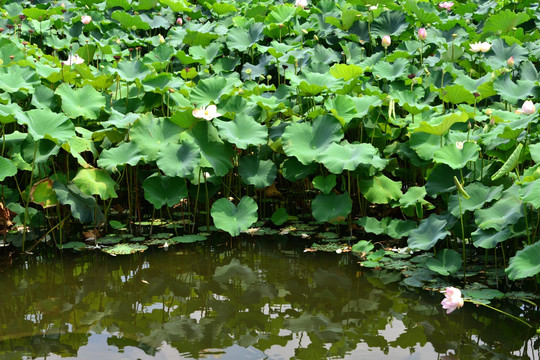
(0, 237), (537, 359)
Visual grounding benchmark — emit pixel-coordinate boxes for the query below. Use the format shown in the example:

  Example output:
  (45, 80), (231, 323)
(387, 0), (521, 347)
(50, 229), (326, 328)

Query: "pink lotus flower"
(441, 287), (464, 314)
(64, 54), (84, 65)
(507, 56), (514, 67)
(193, 105), (222, 121)
(522, 100), (535, 115)
(381, 35), (391, 48)
(469, 41), (491, 53)
(418, 28), (427, 41)
(81, 15), (92, 25)
(438, 2), (454, 10)
(176, 17), (183, 26)
(295, 0), (307, 8)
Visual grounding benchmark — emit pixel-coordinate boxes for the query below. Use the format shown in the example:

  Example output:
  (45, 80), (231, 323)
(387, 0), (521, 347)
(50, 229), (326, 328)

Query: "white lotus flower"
(193, 105), (222, 120)
(470, 41), (491, 53)
(64, 54), (84, 65)
(295, 0), (308, 8)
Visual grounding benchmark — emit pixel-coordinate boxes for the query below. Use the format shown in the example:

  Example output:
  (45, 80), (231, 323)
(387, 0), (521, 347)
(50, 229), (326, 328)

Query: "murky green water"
(1, 237), (538, 359)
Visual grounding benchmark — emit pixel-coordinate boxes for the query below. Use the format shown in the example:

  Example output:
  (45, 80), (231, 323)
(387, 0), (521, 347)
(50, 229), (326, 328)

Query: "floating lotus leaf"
(72, 169), (118, 200)
(16, 108), (75, 144)
(319, 141), (378, 174)
(311, 192), (352, 224)
(103, 243), (148, 255)
(142, 173), (187, 209)
(433, 141), (479, 170)
(58, 242), (87, 250)
(211, 196), (258, 236)
(282, 115), (343, 165)
(358, 174), (402, 204)
(426, 249), (462, 276)
(55, 83), (106, 120)
(214, 114), (268, 150)
(238, 155), (277, 189)
(97, 142), (143, 172)
(407, 214), (450, 250)
(53, 182), (104, 224)
(505, 242), (540, 280)
(312, 174), (336, 195)
(0, 157), (17, 181)
(156, 140), (201, 178)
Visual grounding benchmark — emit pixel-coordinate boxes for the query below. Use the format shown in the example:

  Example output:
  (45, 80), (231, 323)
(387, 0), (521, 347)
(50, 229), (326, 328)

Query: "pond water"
(1, 236), (538, 359)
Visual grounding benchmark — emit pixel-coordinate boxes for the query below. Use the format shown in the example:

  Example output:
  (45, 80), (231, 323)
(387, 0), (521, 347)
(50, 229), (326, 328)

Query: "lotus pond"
(1, 236), (538, 359)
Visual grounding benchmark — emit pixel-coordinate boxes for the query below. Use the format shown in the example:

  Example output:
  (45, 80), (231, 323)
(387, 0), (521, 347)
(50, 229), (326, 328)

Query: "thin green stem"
(466, 299), (532, 328)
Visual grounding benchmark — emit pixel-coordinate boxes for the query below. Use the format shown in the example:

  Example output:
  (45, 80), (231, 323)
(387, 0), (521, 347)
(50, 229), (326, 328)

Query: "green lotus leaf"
(413, 112), (468, 136)
(475, 192), (523, 231)
(329, 64), (364, 81)
(103, 243), (148, 255)
(0, 38), (24, 64)
(16, 108), (75, 144)
(55, 83), (105, 120)
(190, 77), (229, 105)
(433, 141), (479, 170)
(271, 207), (289, 226)
(159, 0), (191, 11)
(282, 115), (343, 165)
(30, 178), (58, 208)
(111, 10), (150, 30)
(265, 4), (295, 24)
(351, 240), (375, 254)
(486, 39), (528, 69)
(114, 60), (151, 83)
(528, 143), (540, 163)
(130, 114), (183, 161)
(0, 65), (40, 93)
(31, 85), (57, 111)
(227, 23), (264, 52)
(281, 157), (317, 181)
(493, 75), (535, 104)
(358, 174), (402, 204)
(319, 141), (378, 174)
(518, 179), (540, 208)
(97, 142), (143, 172)
(292, 72), (341, 96)
(442, 84), (475, 105)
(238, 155), (277, 189)
(312, 192), (352, 224)
(448, 183), (504, 217)
(399, 186), (428, 209)
(472, 227), (512, 249)
(53, 181), (104, 224)
(371, 11), (408, 37)
(169, 234), (208, 243)
(357, 216), (416, 239)
(0, 103), (21, 124)
(0, 157), (17, 181)
(142, 73), (184, 93)
(214, 114), (268, 149)
(372, 58), (409, 81)
(190, 121), (233, 176)
(156, 140), (201, 178)
(426, 249), (462, 276)
(391, 90), (430, 115)
(63, 136), (97, 168)
(312, 174), (336, 195)
(491, 143), (523, 181)
(484, 9), (529, 35)
(407, 213), (450, 251)
(425, 164), (463, 196)
(505, 242), (540, 280)
(211, 196), (258, 236)
(189, 43), (222, 65)
(142, 173), (188, 209)
(72, 169), (118, 200)
(58, 242), (87, 250)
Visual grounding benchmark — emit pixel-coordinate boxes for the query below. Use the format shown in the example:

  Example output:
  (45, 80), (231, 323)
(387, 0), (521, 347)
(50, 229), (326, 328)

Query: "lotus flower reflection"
(441, 287), (464, 314)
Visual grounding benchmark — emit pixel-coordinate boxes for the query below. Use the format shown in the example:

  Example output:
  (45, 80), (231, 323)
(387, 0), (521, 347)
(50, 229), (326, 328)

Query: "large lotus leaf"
(113, 60), (151, 83)
(265, 4), (296, 24)
(391, 90), (430, 115)
(30, 178), (58, 208)
(72, 169), (118, 200)
(190, 121), (233, 176)
(281, 157), (317, 181)
(407, 213), (450, 251)
(357, 216), (416, 239)
(373, 58), (409, 81)
(433, 141), (479, 170)
(282, 116), (343, 165)
(519, 179), (540, 208)
(371, 11), (408, 37)
(214, 114), (268, 149)
(142, 173), (188, 208)
(169, 234), (208, 244)
(472, 227), (511, 249)
(448, 183), (504, 217)
(475, 193), (523, 231)
(0, 157), (17, 181)
(413, 112), (468, 136)
(319, 141), (378, 174)
(63, 135), (98, 168)
(329, 64), (364, 81)
(351, 96), (383, 117)
(442, 85), (475, 105)
(0, 103), (22, 124)
(97, 142), (143, 172)
(324, 95), (357, 126)
(294, 72), (340, 96)
(493, 75), (535, 104)
(486, 39), (528, 69)
(484, 9), (529, 35)
(189, 43), (222, 65)
(426, 249), (462, 276)
(399, 186), (428, 209)
(160, 0), (191, 11)
(528, 143), (540, 163)
(111, 10), (150, 30)
(20, 137), (60, 165)
(190, 77), (229, 105)
(312, 192), (352, 224)
(227, 23), (264, 52)
(53, 182), (104, 224)
(271, 207), (289, 226)
(312, 174), (336, 195)
(505, 242), (540, 280)
(16, 108), (75, 144)
(238, 155), (277, 189)
(55, 83), (105, 120)
(130, 114), (183, 161)
(0, 65), (40, 93)
(211, 196), (258, 236)
(142, 73), (184, 93)
(409, 132), (440, 161)
(156, 140), (200, 178)
(358, 174), (402, 204)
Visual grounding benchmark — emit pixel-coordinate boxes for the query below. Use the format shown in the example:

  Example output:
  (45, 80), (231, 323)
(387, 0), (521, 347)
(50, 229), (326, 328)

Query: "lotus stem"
(466, 299), (532, 328)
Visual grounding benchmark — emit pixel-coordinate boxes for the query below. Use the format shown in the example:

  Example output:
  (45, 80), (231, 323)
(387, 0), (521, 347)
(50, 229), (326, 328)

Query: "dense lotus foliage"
(0, 0), (540, 286)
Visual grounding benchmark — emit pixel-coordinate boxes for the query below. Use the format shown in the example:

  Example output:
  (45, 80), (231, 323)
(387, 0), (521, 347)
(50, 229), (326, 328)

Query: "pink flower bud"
(438, 2), (454, 10)
(441, 287), (464, 314)
(176, 17), (183, 26)
(507, 56), (514, 67)
(522, 100), (535, 115)
(418, 27), (427, 41)
(381, 35), (391, 48)
(81, 15), (92, 25)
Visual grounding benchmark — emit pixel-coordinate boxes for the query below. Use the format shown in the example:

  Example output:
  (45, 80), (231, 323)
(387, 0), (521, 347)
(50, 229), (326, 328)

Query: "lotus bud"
(81, 15), (92, 24)
(418, 27), (427, 41)
(381, 35), (391, 48)
(159, 34), (165, 44)
(176, 17), (183, 26)
(522, 100), (535, 115)
(507, 56), (514, 68)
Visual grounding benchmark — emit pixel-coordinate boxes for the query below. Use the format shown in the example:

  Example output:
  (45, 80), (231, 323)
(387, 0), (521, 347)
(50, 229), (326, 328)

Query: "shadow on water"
(0, 235), (538, 359)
